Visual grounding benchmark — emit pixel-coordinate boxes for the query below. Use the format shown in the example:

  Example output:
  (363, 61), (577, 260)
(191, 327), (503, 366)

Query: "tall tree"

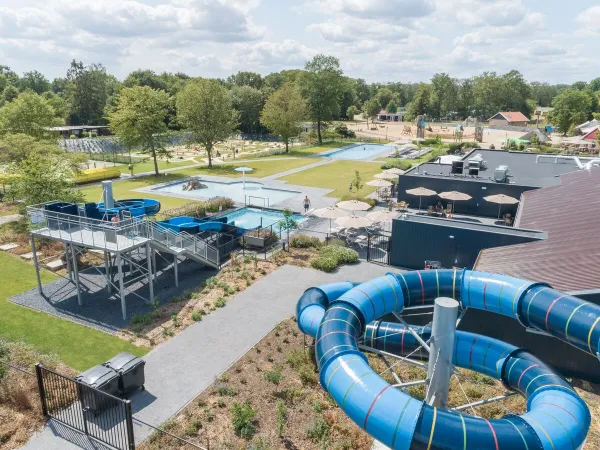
(354, 78), (371, 106)
(108, 86), (171, 176)
(260, 83), (306, 152)
(548, 89), (592, 135)
(346, 105), (359, 121)
(66, 60), (110, 125)
(18, 70), (51, 94)
(375, 88), (394, 110)
(226, 71), (264, 90)
(176, 79), (238, 168)
(299, 54), (343, 144)
(230, 85), (264, 135)
(406, 84), (432, 120)
(363, 98), (381, 128)
(431, 73), (458, 120)
(0, 91), (62, 138)
(123, 69), (168, 91)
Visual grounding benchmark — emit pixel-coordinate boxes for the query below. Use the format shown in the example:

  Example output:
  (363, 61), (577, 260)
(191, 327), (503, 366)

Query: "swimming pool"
(321, 143), (395, 160)
(219, 207), (306, 230)
(152, 179), (300, 205)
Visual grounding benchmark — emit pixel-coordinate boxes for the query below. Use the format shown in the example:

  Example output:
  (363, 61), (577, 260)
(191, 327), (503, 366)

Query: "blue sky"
(0, 0), (598, 83)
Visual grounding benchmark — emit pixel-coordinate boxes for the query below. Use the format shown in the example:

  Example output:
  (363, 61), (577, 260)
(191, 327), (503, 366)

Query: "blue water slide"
(296, 270), (598, 449)
(94, 198), (161, 218)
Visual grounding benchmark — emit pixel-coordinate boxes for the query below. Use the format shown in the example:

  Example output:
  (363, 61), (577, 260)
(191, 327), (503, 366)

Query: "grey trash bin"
(103, 352), (145, 396)
(76, 365), (120, 413)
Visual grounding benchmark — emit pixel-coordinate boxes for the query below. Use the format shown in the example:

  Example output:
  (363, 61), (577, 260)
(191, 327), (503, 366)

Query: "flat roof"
(476, 168), (600, 292)
(404, 149), (593, 187)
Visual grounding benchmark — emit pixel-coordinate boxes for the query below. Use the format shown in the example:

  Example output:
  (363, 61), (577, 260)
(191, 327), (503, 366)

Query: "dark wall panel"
(390, 219), (540, 270)
(397, 175), (538, 218)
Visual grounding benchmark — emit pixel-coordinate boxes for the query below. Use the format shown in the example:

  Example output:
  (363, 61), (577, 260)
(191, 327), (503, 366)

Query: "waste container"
(103, 352), (145, 396)
(76, 365), (120, 413)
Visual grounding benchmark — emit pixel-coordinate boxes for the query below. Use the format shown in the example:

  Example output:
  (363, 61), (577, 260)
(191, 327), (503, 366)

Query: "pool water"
(321, 143), (396, 160)
(219, 207), (306, 230)
(152, 179), (299, 205)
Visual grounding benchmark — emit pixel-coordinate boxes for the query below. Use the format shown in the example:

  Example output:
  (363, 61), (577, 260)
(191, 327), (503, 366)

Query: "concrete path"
(0, 213), (23, 226)
(22, 262), (392, 450)
(263, 158), (333, 180)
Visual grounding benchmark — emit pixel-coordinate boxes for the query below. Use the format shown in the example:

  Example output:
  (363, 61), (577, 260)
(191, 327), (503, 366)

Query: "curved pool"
(151, 178), (300, 205)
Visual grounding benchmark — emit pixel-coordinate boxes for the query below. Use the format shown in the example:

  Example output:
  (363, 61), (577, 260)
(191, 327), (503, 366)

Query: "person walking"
(303, 196), (311, 214)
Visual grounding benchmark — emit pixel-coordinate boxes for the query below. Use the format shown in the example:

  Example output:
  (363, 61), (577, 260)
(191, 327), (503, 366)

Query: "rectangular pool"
(321, 143), (396, 160)
(218, 207), (306, 230)
(151, 179), (300, 206)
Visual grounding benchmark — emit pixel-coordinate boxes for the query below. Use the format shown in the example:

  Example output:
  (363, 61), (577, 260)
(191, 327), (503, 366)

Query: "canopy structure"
(335, 215), (373, 229)
(406, 187), (437, 212)
(313, 206), (347, 232)
(484, 194), (519, 219)
(337, 200), (371, 212)
(234, 166), (253, 189)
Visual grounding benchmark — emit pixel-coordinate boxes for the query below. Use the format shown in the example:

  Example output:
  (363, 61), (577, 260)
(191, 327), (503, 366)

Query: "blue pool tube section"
(296, 269), (596, 449)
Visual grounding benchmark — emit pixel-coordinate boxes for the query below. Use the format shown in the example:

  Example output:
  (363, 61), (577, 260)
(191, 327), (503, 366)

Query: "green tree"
(226, 71), (264, 90)
(260, 83), (306, 152)
(0, 91), (62, 138)
(351, 170), (363, 195)
(363, 98), (381, 128)
(2, 85), (19, 105)
(176, 79), (238, 168)
(42, 92), (69, 121)
(108, 86), (171, 176)
(431, 73), (458, 120)
(299, 54), (343, 144)
(375, 87), (394, 110)
(123, 69), (168, 91)
(278, 208), (299, 245)
(386, 99), (399, 114)
(0, 133), (62, 164)
(18, 70), (51, 94)
(548, 89), (592, 135)
(346, 105), (359, 121)
(66, 60), (110, 125)
(406, 84), (432, 120)
(355, 78), (371, 105)
(230, 85), (264, 135)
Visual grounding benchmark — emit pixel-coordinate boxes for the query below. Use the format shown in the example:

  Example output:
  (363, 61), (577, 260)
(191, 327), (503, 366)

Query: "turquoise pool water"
(152, 179), (300, 205)
(321, 143), (395, 160)
(219, 207), (306, 230)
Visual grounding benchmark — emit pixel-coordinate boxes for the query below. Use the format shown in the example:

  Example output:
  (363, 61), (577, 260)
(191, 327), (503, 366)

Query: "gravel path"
(22, 262), (392, 450)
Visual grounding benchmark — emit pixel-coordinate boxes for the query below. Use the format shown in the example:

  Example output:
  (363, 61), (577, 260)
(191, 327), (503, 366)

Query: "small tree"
(346, 105), (359, 122)
(364, 98), (381, 129)
(176, 79), (238, 168)
(0, 91), (63, 139)
(260, 83), (307, 152)
(108, 86), (171, 176)
(278, 208), (299, 246)
(351, 170), (363, 195)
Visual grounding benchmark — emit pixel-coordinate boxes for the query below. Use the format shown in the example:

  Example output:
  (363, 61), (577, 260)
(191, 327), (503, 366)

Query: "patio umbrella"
(438, 191), (472, 201)
(335, 215), (373, 229)
(234, 166), (253, 189)
(383, 168), (405, 175)
(366, 179), (393, 187)
(375, 172), (399, 180)
(405, 187), (437, 212)
(484, 194), (519, 220)
(366, 210), (398, 222)
(313, 206), (347, 232)
(337, 200), (371, 212)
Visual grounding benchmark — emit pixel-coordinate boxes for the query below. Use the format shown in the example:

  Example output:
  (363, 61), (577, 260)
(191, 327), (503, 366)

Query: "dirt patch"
(0, 341), (75, 450)
(138, 318), (372, 450)
(116, 248), (320, 348)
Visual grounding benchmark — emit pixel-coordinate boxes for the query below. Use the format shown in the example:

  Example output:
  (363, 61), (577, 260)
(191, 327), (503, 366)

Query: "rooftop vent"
(494, 165), (510, 183)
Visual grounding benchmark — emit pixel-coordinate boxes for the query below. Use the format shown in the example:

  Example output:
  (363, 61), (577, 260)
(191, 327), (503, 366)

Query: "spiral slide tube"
(295, 270), (598, 449)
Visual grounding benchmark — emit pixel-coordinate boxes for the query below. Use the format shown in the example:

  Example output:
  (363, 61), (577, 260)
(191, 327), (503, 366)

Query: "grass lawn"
(94, 159), (193, 175)
(78, 158), (320, 210)
(280, 160), (384, 198)
(0, 252), (149, 371)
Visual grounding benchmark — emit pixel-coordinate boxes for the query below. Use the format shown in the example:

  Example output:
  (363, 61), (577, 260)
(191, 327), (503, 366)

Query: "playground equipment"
(296, 269), (596, 449)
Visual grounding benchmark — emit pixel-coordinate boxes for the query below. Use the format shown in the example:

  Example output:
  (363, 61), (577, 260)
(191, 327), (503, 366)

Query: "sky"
(0, 0), (598, 84)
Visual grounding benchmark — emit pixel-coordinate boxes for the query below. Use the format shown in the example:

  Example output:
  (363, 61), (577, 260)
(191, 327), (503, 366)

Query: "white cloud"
(309, 17), (411, 43)
(233, 40), (316, 70)
(576, 6), (600, 36)
(304, 0), (435, 21)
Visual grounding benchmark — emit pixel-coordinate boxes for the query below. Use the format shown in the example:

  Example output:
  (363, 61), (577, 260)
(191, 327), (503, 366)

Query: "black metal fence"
(367, 232), (391, 265)
(36, 364), (135, 450)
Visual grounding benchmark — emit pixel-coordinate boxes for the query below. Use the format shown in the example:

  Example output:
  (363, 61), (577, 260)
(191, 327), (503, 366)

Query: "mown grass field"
(0, 252), (148, 371)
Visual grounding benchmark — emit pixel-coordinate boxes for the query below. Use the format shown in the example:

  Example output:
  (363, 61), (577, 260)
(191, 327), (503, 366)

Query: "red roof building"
(583, 127), (600, 141)
(475, 168), (600, 293)
(488, 111), (530, 127)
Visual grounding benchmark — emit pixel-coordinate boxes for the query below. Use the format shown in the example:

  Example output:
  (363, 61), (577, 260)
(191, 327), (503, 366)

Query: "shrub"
(286, 348), (311, 369)
(184, 419), (202, 436)
(447, 142), (463, 153)
(380, 159), (412, 170)
(290, 234), (322, 249)
(320, 245), (359, 264)
(310, 256), (338, 273)
(328, 238), (345, 247)
(276, 399), (286, 436)
(191, 311), (204, 321)
(231, 401), (257, 439)
(298, 365), (317, 386)
(215, 298), (227, 308)
(131, 311), (159, 326)
(264, 365), (283, 386)
(306, 416), (330, 443)
(206, 196), (235, 213)
(218, 386), (238, 397)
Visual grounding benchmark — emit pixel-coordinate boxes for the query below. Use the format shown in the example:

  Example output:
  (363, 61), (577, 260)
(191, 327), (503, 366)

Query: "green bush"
(416, 137), (442, 146)
(306, 416), (330, 443)
(290, 234), (322, 249)
(191, 311), (204, 321)
(231, 401), (257, 439)
(215, 298), (227, 308)
(131, 311), (159, 326)
(380, 159), (412, 170)
(218, 386), (238, 397)
(310, 256), (338, 273)
(320, 245), (359, 264)
(276, 400), (286, 436)
(328, 238), (346, 247)
(339, 193), (377, 207)
(264, 365), (283, 386)
(462, 142), (480, 149)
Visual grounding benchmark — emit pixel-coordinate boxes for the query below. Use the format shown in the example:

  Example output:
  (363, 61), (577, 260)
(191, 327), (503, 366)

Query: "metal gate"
(367, 232), (391, 265)
(36, 364), (135, 450)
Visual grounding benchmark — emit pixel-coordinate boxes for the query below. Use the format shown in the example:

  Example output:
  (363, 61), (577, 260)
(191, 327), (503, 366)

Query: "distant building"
(488, 111), (530, 128)
(520, 129), (551, 144)
(583, 128), (600, 141)
(46, 125), (111, 138)
(377, 109), (405, 122)
(534, 106), (553, 119)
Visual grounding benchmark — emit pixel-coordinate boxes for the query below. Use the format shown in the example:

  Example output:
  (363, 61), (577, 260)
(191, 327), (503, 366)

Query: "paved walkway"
(22, 262), (392, 450)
